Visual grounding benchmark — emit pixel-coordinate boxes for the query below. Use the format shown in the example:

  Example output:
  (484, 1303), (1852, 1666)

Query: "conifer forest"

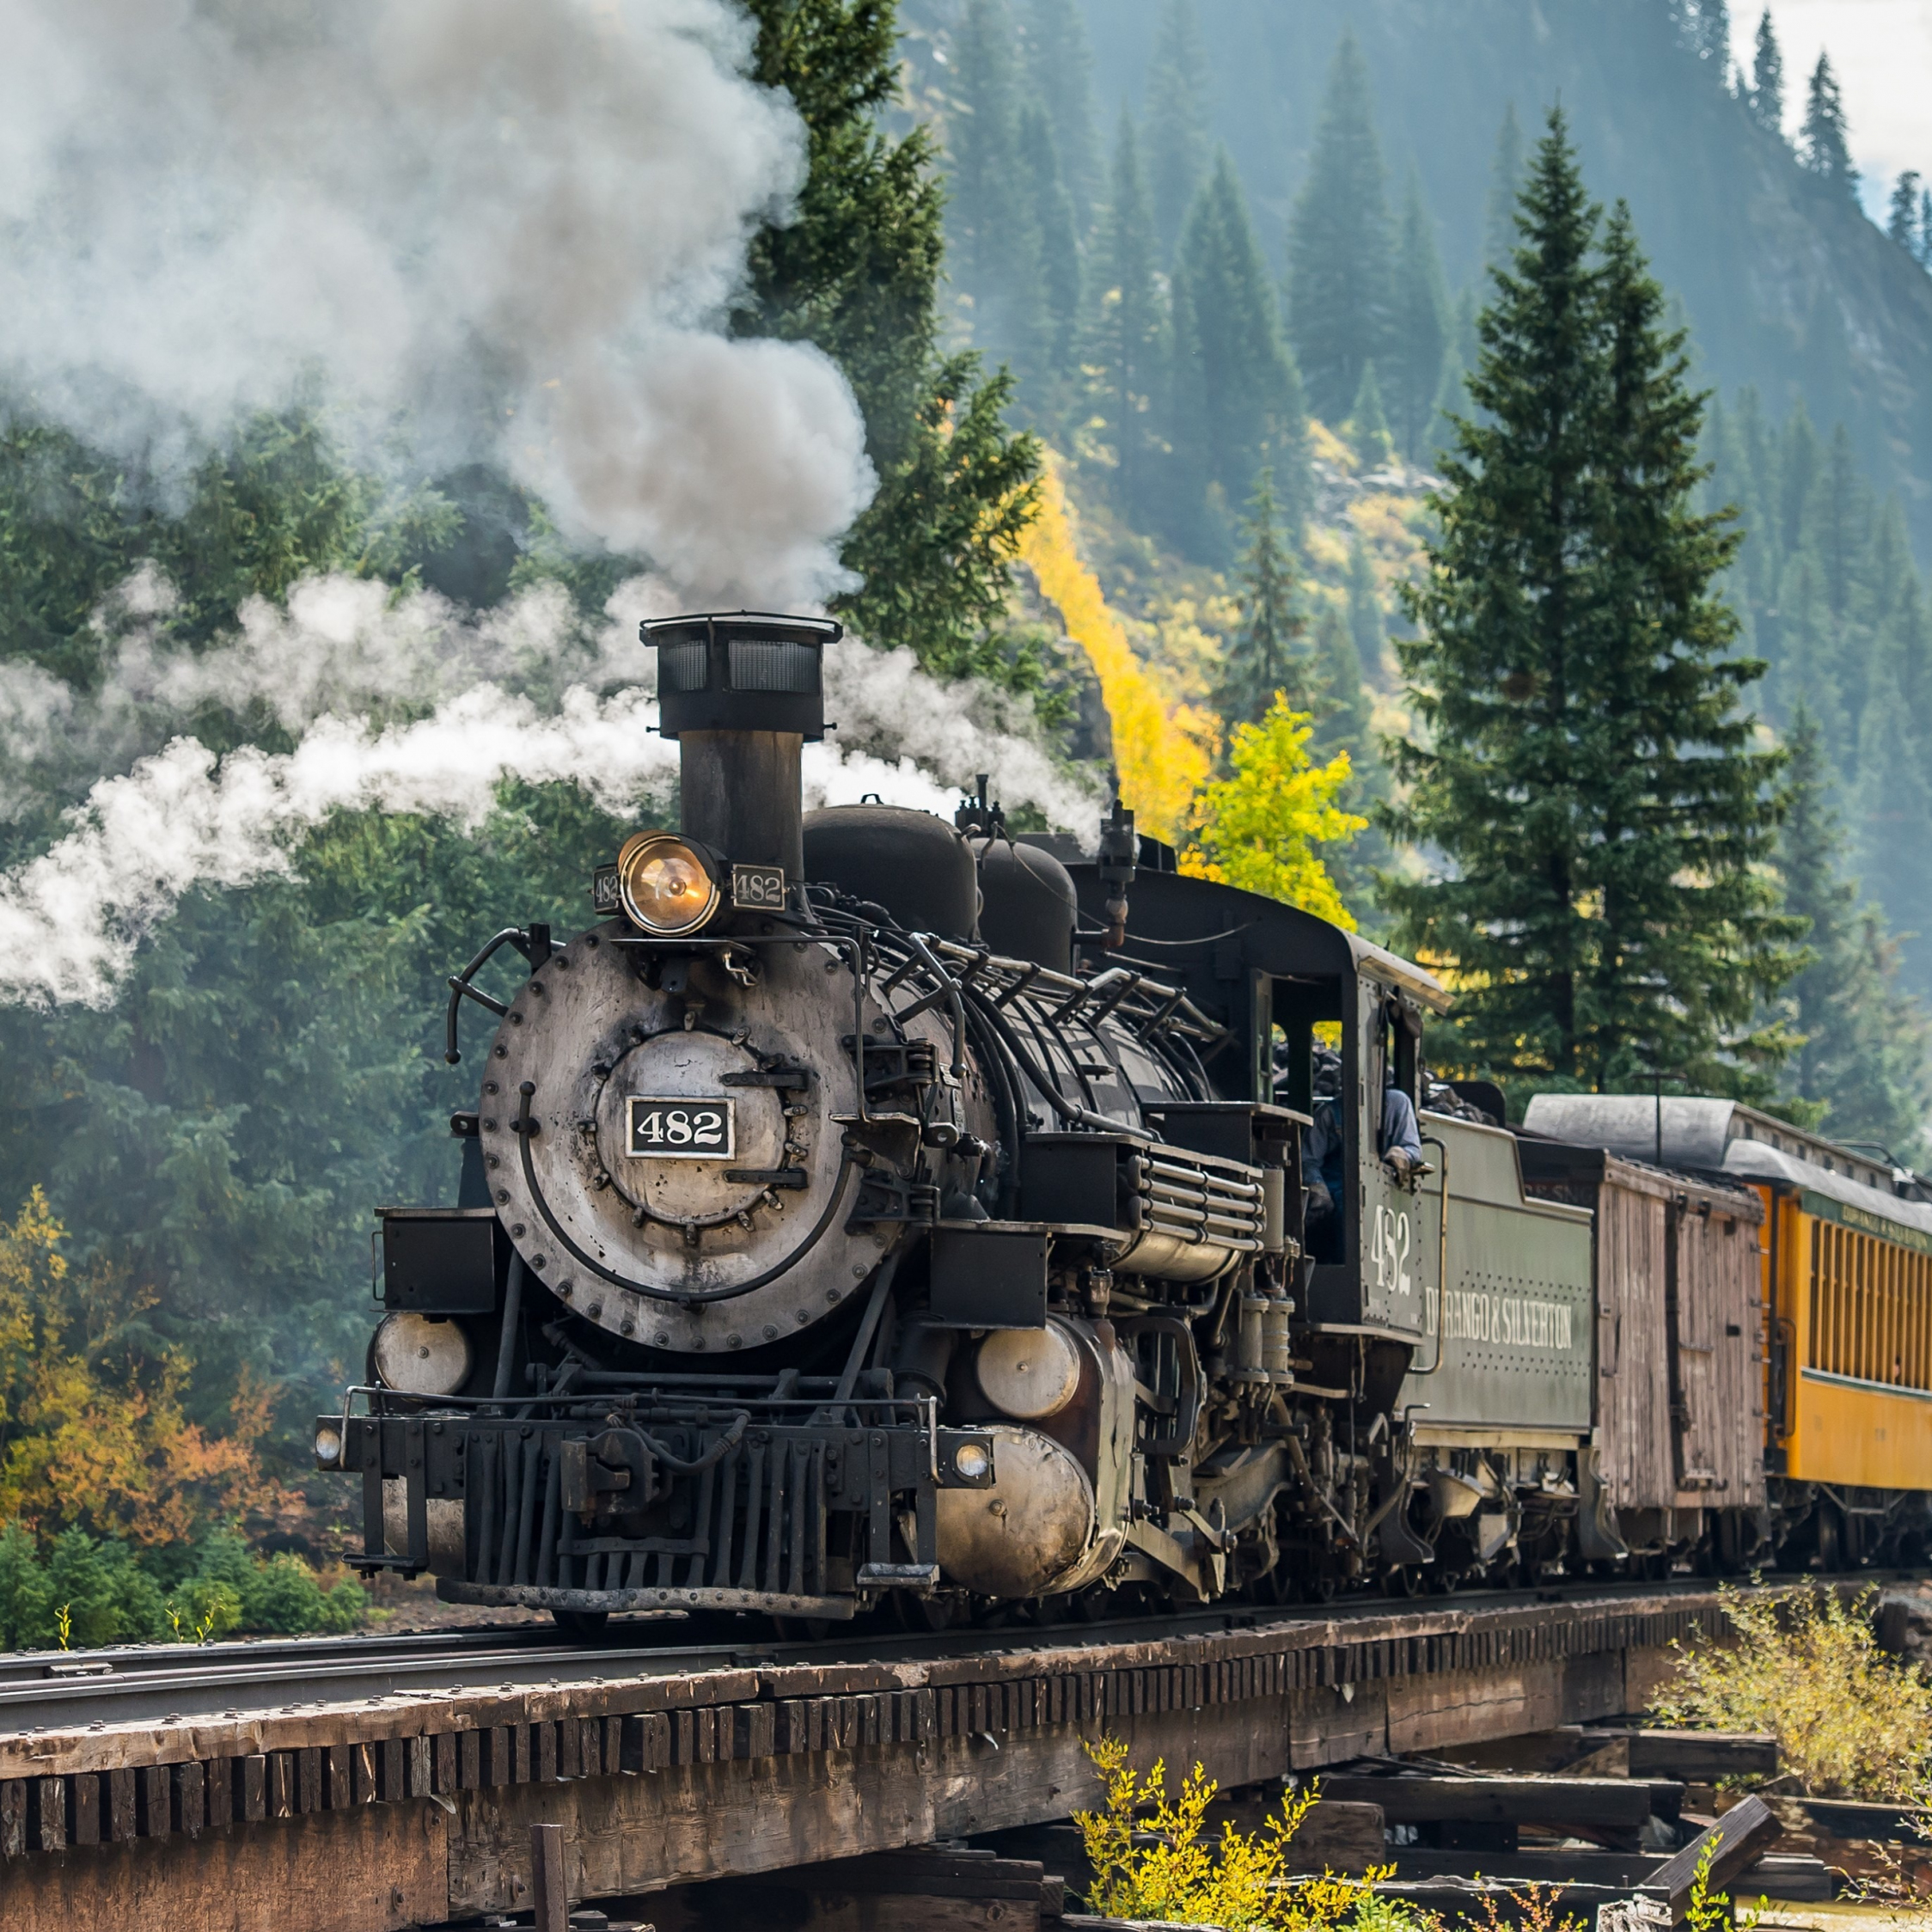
(1, 0), (1931, 1630)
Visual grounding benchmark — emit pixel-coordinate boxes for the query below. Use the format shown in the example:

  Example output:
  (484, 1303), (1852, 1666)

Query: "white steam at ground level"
(0, 572), (1104, 1009)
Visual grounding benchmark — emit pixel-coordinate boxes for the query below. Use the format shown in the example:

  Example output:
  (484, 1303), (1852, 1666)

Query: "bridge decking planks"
(0, 1587), (1730, 1931)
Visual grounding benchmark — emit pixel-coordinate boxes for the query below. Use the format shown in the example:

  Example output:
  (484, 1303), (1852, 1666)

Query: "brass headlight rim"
(614, 829), (722, 938)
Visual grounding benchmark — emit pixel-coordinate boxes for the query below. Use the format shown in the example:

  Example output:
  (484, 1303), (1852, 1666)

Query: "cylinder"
(1232, 1289), (1269, 1383)
(1262, 1295), (1292, 1383)
(680, 730), (804, 880)
(1262, 1167), (1286, 1254)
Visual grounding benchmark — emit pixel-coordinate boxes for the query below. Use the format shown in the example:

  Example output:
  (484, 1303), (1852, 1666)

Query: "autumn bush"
(1074, 1736), (1435, 1932)
(0, 1188), (364, 1648)
(1651, 1580), (1932, 1802)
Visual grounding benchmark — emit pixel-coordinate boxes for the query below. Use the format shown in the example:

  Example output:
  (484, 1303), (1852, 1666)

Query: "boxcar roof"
(1524, 1093), (1932, 1241)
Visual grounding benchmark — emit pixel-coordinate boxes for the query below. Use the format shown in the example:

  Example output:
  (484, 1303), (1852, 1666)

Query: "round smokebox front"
(480, 927), (909, 1354)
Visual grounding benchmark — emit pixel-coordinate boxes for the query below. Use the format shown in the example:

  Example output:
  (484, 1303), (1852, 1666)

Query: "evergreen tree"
(1214, 469), (1310, 731)
(1807, 422), (1869, 629)
(1800, 52), (1856, 193)
(1672, 0), (1731, 73)
(1286, 32), (1394, 426)
(1854, 590), (1932, 1000)
(1309, 598), (1386, 920)
(1429, 286), (1481, 457)
(1772, 549), (1850, 752)
(1889, 172), (1922, 248)
(1777, 711), (1932, 1158)
(1385, 113), (1801, 1094)
(1347, 361), (1393, 465)
(948, 0), (1032, 340)
(738, 0), (942, 467)
(1747, 9), (1785, 135)
(1171, 155), (1306, 553)
(1145, 0), (1210, 262)
(1347, 535), (1386, 686)
(737, 0), (1042, 677)
(1388, 174), (1448, 462)
(1018, 101), (1082, 405)
(1776, 400), (1821, 562)
(1483, 105), (1525, 270)
(1920, 187), (1932, 267)
(1311, 602), (1373, 759)
(1023, 0), (1102, 236)
(1091, 108), (1169, 523)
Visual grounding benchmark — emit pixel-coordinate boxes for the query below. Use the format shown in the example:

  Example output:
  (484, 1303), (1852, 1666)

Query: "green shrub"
(1652, 1580), (1932, 1801)
(0, 1521), (364, 1648)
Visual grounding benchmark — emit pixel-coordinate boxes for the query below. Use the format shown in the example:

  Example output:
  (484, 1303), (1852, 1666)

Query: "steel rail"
(0, 1567), (1915, 1736)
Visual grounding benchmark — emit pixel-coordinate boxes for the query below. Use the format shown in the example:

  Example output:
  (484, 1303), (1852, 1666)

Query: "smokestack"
(642, 611), (839, 888)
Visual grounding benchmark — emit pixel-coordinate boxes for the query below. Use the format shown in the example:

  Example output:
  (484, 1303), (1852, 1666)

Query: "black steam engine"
(321, 608), (1638, 1633)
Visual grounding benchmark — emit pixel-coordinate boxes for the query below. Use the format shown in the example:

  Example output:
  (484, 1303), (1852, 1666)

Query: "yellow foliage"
(1019, 457), (1214, 845)
(1651, 1580), (1932, 1801)
(1182, 695), (1366, 930)
(1074, 1736), (1429, 1932)
(1348, 492), (1429, 561)
(0, 1191), (284, 1546)
(1306, 420), (1358, 474)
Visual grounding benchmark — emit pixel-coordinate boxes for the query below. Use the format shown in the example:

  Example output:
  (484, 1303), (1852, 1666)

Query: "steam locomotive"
(317, 611), (1932, 1633)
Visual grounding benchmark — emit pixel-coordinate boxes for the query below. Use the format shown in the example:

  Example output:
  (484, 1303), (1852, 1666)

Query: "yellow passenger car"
(1525, 1094), (1932, 1566)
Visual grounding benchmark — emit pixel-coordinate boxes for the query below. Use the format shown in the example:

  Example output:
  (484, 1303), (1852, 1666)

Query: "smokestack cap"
(643, 610), (840, 740)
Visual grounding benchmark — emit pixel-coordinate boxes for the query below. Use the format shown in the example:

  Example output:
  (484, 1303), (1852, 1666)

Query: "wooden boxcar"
(1516, 1136), (1766, 1562)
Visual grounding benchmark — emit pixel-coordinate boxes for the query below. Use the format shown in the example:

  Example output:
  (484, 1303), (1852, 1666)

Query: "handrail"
(1407, 1134), (1451, 1375)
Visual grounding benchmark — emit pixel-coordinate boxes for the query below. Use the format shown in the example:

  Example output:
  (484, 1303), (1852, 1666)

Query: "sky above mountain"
(1739, 1), (1932, 220)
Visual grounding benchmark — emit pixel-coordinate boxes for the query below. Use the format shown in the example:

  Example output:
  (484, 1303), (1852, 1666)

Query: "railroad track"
(6, 1569), (1910, 1931)
(2, 1568), (1912, 1734)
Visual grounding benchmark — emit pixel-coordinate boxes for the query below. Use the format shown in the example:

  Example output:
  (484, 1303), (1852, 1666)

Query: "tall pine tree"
(1214, 469), (1311, 731)
(1145, 0), (1210, 262)
(737, 0), (1041, 680)
(1483, 105), (1525, 271)
(948, 0), (1034, 345)
(1347, 535), (1386, 686)
(1889, 172), (1923, 251)
(1386, 113), (1800, 1093)
(1172, 154), (1306, 555)
(1388, 173), (1448, 462)
(1776, 711), (1931, 1158)
(1023, 0), (1102, 236)
(1800, 52), (1856, 193)
(1091, 109), (1169, 525)
(1286, 31), (1394, 427)
(1018, 101), (1082, 411)
(1747, 9), (1785, 135)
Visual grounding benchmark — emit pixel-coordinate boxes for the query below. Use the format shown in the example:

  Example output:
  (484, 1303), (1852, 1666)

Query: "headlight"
(616, 830), (720, 937)
(372, 1311), (474, 1397)
(314, 1423), (343, 1467)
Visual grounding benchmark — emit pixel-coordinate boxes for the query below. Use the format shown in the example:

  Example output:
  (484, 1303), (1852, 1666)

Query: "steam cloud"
(0, 572), (1103, 1006)
(0, 0), (871, 606)
(0, 0), (1106, 1007)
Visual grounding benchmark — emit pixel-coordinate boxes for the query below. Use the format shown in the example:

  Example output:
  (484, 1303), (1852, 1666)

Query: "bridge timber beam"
(0, 1587), (1722, 1931)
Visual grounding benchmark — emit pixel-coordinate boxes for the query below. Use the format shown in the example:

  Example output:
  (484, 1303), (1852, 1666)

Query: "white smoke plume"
(0, 0), (1107, 1006)
(0, 578), (1099, 1006)
(0, 0), (871, 607)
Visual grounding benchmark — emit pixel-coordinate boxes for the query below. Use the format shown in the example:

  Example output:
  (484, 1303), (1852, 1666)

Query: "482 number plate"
(627, 1097), (734, 1159)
